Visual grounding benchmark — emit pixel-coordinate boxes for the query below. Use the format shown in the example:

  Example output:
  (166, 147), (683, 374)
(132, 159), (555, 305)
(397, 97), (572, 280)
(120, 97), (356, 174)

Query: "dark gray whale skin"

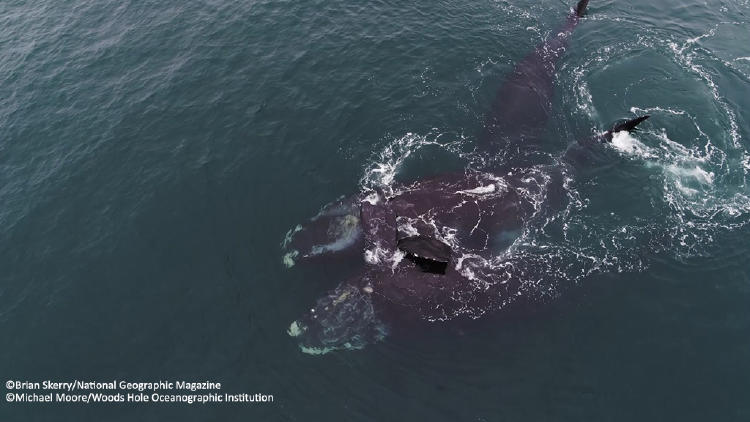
(284, 170), (548, 354)
(482, 0), (588, 156)
(281, 0), (648, 354)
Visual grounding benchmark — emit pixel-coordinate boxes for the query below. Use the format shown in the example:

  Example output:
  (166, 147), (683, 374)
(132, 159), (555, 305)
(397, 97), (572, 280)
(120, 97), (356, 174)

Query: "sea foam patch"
(610, 131), (656, 158)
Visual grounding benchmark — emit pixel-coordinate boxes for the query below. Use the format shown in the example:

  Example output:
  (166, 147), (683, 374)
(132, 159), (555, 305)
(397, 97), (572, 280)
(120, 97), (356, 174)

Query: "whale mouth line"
(403, 253), (449, 274)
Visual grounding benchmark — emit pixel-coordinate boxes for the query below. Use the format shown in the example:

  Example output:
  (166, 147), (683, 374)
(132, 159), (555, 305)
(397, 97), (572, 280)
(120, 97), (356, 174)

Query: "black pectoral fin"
(580, 115), (651, 145)
(604, 115), (651, 142)
(611, 115), (650, 134)
(397, 235), (452, 274)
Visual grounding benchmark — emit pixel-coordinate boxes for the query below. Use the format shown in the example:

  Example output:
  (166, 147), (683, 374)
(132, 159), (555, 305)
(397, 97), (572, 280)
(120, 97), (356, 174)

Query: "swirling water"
(1, 0), (749, 420)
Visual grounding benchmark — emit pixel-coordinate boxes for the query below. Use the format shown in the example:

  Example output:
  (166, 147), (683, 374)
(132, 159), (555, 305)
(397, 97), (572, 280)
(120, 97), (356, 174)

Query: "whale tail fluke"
(575, 0), (589, 17)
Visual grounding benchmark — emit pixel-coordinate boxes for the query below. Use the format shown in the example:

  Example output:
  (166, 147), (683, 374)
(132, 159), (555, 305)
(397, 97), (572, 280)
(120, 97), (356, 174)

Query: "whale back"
(481, 0), (589, 164)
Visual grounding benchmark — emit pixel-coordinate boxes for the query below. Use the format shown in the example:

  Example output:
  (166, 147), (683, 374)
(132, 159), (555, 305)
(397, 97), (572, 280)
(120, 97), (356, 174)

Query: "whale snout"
(287, 320), (307, 337)
(281, 198), (363, 268)
(288, 281), (387, 355)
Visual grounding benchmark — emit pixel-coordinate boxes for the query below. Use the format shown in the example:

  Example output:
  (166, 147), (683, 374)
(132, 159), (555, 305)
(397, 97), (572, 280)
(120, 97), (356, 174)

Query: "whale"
(281, 0), (651, 354)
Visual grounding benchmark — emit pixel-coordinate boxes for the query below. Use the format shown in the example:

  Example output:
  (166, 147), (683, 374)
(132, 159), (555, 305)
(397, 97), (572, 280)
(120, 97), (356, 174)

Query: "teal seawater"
(1, 0), (749, 420)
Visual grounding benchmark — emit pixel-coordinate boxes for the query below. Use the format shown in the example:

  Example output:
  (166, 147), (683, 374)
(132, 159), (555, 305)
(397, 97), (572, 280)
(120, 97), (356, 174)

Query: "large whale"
(281, 0), (650, 354)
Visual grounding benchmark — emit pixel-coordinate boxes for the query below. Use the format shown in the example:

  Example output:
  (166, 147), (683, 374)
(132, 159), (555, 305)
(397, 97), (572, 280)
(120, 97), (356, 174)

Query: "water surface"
(1, 0), (749, 420)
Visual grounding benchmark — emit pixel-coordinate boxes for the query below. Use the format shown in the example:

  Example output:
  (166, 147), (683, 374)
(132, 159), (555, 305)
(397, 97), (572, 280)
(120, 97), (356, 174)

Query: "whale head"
(287, 280), (388, 355)
(281, 197), (363, 268)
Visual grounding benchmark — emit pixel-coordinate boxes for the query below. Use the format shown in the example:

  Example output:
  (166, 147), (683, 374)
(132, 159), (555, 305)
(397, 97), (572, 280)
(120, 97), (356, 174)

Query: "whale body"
(281, 0), (651, 354)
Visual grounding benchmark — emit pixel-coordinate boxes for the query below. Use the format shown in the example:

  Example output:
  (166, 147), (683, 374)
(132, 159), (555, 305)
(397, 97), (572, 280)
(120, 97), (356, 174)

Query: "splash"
(360, 132), (437, 191)
(559, 17), (749, 258)
(360, 130), (467, 194)
(610, 131), (657, 158)
(606, 127), (750, 256)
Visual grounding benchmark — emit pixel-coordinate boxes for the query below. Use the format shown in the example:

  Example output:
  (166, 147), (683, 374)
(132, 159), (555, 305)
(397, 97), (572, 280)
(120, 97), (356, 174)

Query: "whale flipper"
(609, 115), (650, 135)
(564, 115), (652, 166)
(579, 114), (651, 145)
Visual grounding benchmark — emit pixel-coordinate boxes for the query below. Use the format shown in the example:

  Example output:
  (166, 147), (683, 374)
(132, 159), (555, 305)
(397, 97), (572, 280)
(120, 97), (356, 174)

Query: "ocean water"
(1, 0), (749, 420)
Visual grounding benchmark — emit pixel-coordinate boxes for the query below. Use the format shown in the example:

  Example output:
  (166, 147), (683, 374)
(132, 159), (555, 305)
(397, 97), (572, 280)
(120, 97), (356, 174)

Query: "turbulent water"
(1, 0), (749, 420)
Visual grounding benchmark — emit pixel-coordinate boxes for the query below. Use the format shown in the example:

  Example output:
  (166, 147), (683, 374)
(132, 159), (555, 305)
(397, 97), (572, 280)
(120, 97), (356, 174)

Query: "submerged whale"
(281, 0), (650, 354)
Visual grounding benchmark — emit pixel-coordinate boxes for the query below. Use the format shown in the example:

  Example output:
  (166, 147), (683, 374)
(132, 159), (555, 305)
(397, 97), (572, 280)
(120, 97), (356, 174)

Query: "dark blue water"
(1, 0), (749, 420)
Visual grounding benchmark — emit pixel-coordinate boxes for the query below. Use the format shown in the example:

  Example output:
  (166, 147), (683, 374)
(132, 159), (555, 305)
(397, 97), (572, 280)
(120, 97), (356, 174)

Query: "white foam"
(299, 345), (336, 355)
(457, 184), (496, 196)
(361, 132), (438, 190)
(668, 33), (742, 148)
(308, 217), (362, 256)
(629, 106), (686, 116)
(610, 131), (656, 158)
(282, 250), (299, 268)
(287, 321), (305, 337)
(280, 224), (302, 248)
(665, 165), (714, 185)
(360, 130), (469, 195)
(396, 217), (419, 237)
(309, 236), (357, 256)
(674, 180), (699, 196)
(571, 65), (596, 117)
(364, 242), (402, 269)
(363, 247), (382, 265)
(389, 249), (405, 270)
(362, 192), (380, 205)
